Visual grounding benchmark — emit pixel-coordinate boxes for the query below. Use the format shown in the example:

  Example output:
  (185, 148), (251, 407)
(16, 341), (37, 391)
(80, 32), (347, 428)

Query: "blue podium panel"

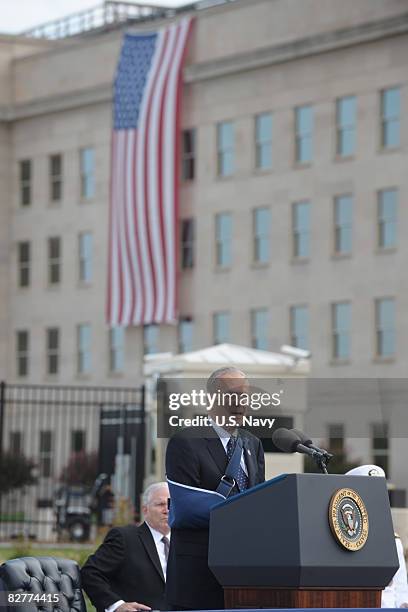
(209, 473), (398, 588)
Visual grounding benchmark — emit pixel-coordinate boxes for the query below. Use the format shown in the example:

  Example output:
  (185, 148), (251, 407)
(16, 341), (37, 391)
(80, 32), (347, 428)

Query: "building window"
(375, 298), (395, 357)
(179, 318), (193, 353)
(181, 219), (194, 269)
(381, 87), (400, 149)
(336, 96), (356, 157)
(17, 241), (30, 287)
(77, 323), (91, 374)
(19, 160), (31, 207)
(109, 326), (125, 372)
(255, 112), (272, 170)
(290, 305), (309, 350)
(213, 312), (230, 345)
(49, 154), (62, 202)
(215, 213), (232, 267)
(217, 121), (234, 177)
(253, 207), (270, 264)
(292, 201), (310, 258)
(39, 431), (53, 478)
(48, 237), (61, 285)
(10, 431), (22, 455)
(377, 189), (397, 249)
(332, 302), (351, 360)
(334, 195), (352, 255)
(79, 232), (93, 282)
(80, 147), (95, 200)
(143, 324), (159, 355)
(295, 105), (313, 163)
(251, 308), (268, 350)
(327, 423), (345, 454)
(371, 422), (389, 474)
(16, 330), (29, 377)
(46, 327), (59, 375)
(71, 430), (86, 453)
(182, 129), (196, 181)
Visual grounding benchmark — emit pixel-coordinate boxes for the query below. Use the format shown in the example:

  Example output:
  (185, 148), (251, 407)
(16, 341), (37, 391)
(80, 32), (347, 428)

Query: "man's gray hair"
(142, 481), (169, 506)
(206, 366), (246, 394)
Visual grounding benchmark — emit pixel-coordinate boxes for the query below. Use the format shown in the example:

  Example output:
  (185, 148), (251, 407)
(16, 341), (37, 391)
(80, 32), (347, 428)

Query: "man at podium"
(165, 366), (265, 610)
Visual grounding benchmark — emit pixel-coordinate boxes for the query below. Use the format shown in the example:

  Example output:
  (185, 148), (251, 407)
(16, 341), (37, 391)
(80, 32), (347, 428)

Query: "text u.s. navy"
(168, 414), (276, 428)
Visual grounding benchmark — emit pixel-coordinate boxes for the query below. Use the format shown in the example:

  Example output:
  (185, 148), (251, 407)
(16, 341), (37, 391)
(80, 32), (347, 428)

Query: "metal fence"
(0, 382), (145, 542)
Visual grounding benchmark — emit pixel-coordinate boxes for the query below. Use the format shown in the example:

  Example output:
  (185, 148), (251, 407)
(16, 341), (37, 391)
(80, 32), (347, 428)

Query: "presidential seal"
(329, 488), (369, 551)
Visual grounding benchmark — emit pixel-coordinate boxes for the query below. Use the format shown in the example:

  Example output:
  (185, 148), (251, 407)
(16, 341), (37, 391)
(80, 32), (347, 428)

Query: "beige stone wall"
(0, 123), (11, 379)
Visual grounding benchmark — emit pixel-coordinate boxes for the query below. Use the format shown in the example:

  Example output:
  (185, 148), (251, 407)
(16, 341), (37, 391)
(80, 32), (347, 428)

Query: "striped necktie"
(226, 435), (249, 492)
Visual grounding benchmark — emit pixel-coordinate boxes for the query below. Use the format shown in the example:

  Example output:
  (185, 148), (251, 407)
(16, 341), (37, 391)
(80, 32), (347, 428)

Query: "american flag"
(107, 18), (193, 326)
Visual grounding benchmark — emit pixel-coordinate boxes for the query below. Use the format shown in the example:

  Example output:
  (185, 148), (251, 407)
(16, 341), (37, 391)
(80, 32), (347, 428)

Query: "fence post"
(0, 381), (5, 521)
(0, 381), (4, 462)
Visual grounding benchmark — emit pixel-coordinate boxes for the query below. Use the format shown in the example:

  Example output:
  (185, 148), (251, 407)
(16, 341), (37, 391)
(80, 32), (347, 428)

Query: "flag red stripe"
(107, 18), (193, 327)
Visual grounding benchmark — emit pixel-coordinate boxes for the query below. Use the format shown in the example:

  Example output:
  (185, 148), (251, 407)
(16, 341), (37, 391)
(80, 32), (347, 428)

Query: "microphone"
(271, 428), (317, 458)
(290, 428), (333, 459)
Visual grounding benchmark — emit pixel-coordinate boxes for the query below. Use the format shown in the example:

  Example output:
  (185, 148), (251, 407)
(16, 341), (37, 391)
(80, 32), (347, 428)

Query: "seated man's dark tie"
(226, 435), (249, 492)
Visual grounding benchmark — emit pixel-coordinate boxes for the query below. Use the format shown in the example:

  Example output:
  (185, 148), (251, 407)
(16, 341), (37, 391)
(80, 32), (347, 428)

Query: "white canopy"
(144, 343), (309, 377)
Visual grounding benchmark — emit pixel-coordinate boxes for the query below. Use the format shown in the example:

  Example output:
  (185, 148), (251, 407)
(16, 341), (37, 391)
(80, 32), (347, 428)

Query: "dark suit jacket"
(165, 427), (265, 609)
(81, 522), (166, 612)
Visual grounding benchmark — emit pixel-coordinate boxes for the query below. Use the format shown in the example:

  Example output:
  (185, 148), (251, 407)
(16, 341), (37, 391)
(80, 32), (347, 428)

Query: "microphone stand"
(311, 449), (333, 474)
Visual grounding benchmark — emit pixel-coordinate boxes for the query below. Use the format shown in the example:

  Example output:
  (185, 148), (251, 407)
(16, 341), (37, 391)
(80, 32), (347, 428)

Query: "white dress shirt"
(382, 537), (408, 608)
(210, 419), (248, 475)
(106, 524), (171, 612)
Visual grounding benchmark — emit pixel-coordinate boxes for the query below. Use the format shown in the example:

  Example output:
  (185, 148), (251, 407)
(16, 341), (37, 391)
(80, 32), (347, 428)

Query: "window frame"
(375, 297), (395, 358)
(109, 326), (125, 373)
(331, 301), (351, 361)
(253, 207), (271, 264)
(290, 304), (309, 350)
(19, 159), (31, 207)
(46, 327), (60, 376)
(294, 105), (313, 164)
(216, 121), (234, 178)
(380, 86), (400, 150)
(16, 330), (29, 378)
(181, 128), (196, 181)
(17, 241), (31, 288)
(250, 308), (268, 350)
(80, 147), (95, 201)
(48, 237), (61, 286)
(77, 323), (92, 374)
(49, 153), (63, 203)
(335, 96), (356, 158)
(213, 311), (230, 345)
(292, 200), (311, 259)
(181, 218), (195, 269)
(333, 194), (352, 256)
(254, 112), (273, 171)
(377, 188), (397, 250)
(215, 212), (232, 268)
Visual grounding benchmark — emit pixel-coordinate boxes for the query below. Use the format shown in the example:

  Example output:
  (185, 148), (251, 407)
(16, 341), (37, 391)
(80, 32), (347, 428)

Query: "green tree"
(0, 451), (37, 495)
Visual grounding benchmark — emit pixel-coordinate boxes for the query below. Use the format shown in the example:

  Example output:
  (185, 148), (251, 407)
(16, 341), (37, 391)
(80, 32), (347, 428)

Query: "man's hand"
(117, 603), (151, 612)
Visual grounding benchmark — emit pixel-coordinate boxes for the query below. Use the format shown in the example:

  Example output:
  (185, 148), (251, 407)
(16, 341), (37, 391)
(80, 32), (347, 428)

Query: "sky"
(0, 0), (186, 34)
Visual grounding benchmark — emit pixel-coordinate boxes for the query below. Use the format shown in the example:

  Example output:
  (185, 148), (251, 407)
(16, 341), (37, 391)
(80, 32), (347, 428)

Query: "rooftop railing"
(20, 0), (237, 40)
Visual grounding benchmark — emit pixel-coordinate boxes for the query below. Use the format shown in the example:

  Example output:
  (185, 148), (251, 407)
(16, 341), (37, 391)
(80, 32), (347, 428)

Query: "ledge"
(1, 12), (408, 121)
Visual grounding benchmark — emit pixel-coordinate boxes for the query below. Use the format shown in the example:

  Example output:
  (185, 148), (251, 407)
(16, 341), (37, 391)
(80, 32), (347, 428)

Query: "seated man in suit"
(81, 482), (170, 612)
(166, 366), (265, 610)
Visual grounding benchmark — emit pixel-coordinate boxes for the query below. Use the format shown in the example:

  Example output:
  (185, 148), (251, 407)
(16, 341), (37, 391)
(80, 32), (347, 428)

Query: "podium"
(208, 474), (399, 608)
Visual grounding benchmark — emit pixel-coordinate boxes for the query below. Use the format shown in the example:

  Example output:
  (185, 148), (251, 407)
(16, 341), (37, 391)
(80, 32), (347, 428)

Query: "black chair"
(0, 556), (86, 611)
